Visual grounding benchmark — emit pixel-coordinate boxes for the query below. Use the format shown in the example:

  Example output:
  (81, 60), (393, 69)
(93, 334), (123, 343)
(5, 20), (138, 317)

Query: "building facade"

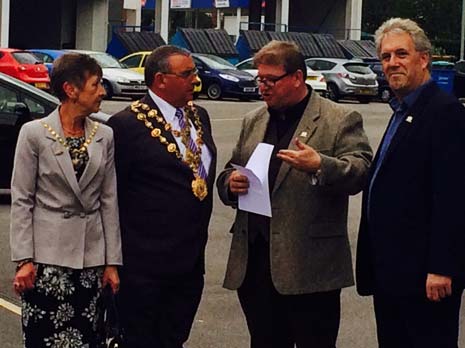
(0, 0), (361, 50)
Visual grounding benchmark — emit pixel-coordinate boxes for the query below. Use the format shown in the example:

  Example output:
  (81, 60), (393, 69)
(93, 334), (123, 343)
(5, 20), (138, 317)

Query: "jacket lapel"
(142, 95), (184, 157)
(242, 106), (270, 163)
(272, 92), (321, 195)
(45, 109), (84, 204)
(376, 82), (437, 172)
(78, 118), (104, 191)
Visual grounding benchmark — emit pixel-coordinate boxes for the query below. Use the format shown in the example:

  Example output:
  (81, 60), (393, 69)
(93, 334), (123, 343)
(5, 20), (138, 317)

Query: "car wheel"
(207, 83), (222, 100)
(327, 83), (339, 102)
(102, 81), (113, 100)
(380, 88), (391, 103)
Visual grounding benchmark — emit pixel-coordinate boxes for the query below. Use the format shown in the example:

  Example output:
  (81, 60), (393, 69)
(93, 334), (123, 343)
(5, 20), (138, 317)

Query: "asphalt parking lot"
(1, 96), (464, 347)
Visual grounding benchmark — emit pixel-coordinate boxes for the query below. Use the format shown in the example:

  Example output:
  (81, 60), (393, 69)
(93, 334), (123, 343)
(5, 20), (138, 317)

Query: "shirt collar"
(148, 89), (180, 123)
(389, 79), (433, 113)
(268, 86), (311, 121)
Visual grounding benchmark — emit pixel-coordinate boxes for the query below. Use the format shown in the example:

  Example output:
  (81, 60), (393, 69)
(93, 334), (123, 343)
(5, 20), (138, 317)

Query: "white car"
(69, 50), (147, 100)
(235, 58), (327, 97)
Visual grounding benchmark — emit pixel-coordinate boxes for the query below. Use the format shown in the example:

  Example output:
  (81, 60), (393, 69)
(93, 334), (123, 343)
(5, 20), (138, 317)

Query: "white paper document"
(231, 143), (274, 217)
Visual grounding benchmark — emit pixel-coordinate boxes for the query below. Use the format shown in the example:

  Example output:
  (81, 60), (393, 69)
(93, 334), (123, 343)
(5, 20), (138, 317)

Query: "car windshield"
(12, 52), (41, 64)
(90, 53), (123, 68)
(344, 63), (372, 74)
(198, 55), (236, 70)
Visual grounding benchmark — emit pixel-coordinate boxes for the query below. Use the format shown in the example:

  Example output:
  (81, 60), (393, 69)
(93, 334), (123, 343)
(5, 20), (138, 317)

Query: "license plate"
(133, 85), (146, 90)
(35, 82), (49, 89)
(243, 87), (256, 93)
(307, 76), (317, 80)
(359, 88), (372, 94)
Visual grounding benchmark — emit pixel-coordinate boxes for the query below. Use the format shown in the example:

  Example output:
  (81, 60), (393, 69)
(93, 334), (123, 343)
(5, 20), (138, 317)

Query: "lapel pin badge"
(300, 131), (308, 138)
(406, 115), (413, 123)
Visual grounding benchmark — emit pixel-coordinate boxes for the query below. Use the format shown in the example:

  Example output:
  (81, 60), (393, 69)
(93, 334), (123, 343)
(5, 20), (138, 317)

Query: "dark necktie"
(175, 108), (207, 179)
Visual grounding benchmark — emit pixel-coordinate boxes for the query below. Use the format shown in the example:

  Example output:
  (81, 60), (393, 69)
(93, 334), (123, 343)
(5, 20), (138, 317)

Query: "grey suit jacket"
(217, 92), (372, 295)
(10, 108), (122, 269)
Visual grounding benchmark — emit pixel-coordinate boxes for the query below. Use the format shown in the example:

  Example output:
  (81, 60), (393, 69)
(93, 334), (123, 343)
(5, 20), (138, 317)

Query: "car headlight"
(219, 74), (240, 82)
(117, 77), (131, 83)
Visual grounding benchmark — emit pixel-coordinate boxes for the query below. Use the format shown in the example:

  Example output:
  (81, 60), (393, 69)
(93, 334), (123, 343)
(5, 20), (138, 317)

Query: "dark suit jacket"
(108, 94), (217, 277)
(356, 82), (465, 296)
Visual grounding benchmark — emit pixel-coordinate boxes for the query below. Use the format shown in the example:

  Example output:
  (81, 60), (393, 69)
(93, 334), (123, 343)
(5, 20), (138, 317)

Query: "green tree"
(362, 0), (462, 57)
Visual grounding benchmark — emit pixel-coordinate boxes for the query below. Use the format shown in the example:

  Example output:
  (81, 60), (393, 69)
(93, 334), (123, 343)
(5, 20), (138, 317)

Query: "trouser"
(119, 269), (204, 348)
(373, 291), (463, 348)
(238, 237), (341, 348)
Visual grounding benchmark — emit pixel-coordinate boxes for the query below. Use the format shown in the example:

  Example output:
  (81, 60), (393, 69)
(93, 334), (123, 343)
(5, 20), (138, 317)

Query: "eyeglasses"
(163, 67), (199, 79)
(254, 72), (292, 87)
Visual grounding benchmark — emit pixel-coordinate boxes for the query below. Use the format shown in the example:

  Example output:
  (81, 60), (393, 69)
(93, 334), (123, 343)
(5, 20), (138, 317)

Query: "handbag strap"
(102, 285), (122, 333)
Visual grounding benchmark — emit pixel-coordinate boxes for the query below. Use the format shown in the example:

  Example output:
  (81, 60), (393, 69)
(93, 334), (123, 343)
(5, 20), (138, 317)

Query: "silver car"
(305, 58), (378, 103)
(70, 50), (147, 100)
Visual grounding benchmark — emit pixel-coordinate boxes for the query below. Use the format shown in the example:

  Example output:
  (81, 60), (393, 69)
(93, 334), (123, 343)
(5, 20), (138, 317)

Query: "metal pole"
(461, 0), (465, 60)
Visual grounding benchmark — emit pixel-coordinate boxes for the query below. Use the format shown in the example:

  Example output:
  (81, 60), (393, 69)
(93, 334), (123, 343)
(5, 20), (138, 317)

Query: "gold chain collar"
(41, 121), (99, 153)
(130, 100), (208, 201)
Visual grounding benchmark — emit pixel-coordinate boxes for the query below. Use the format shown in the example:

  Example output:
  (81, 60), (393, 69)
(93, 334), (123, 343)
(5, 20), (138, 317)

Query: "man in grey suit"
(217, 41), (372, 348)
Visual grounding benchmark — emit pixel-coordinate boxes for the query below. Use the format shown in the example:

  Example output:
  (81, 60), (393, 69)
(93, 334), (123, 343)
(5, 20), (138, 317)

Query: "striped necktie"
(175, 108), (207, 179)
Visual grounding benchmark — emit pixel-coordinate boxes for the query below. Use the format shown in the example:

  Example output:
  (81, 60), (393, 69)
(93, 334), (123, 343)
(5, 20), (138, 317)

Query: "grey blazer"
(217, 92), (373, 295)
(10, 108), (122, 269)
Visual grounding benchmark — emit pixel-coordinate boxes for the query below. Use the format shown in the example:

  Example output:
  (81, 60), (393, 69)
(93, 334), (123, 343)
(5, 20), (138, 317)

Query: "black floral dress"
(21, 137), (104, 348)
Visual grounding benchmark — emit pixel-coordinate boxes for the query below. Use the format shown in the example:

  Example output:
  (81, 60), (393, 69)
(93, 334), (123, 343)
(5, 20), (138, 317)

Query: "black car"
(0, 72), (108, 190)
(192, 54), (259, 101)
(367, 61), (393, 102)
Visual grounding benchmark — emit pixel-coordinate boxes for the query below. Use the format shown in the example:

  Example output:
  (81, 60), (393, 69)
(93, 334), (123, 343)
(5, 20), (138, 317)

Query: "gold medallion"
(137, 113), (145, 120)
(192, 177), (208, 201)
(167, 143), (177, 153)
(148, 110), (157, 118)
(151, 128), (161, 137)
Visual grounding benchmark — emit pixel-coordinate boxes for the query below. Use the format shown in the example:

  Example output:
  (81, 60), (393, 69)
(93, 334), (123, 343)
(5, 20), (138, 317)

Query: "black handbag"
(98, 285), (124, 348)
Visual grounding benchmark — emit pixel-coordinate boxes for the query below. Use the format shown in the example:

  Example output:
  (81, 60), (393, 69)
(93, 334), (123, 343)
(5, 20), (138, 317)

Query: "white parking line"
(0, 297), (21, 316)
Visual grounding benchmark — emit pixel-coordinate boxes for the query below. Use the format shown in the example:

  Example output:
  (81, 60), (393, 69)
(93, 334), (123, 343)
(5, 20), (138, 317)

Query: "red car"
(0, 48), (50, 90)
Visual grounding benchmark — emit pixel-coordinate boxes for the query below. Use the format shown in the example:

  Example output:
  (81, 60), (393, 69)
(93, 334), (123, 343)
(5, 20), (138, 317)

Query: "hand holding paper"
(231, 143), (274, 217)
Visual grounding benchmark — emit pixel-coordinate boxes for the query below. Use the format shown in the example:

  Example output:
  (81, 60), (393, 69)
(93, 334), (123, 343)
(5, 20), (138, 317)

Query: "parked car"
(69, 50), (147, 100)
(0, 72), (109, 191)
(305, 58), (378, 103)
(119, 50), (202, 98)
(366, 61), (392, 102)
(28, 49), (64, 74)
(192, 54), (259, 100)
(236, 57), (328, 97)
(0, 48), (50, 90)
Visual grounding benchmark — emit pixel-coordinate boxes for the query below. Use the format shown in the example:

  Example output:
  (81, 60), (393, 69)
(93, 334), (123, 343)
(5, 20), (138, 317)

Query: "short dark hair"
(51, 53), (102, 102)
(144, 45), (192, 87)
(253, 40), (307, 80)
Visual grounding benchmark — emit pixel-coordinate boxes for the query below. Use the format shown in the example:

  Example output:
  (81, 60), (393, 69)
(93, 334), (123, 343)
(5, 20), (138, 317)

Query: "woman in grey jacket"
(10, 53), (122, 348)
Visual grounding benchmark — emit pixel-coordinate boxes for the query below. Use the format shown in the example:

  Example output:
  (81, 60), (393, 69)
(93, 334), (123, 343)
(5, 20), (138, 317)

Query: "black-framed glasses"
(254, 72), (292, 87)
(163, 67), (199, 79)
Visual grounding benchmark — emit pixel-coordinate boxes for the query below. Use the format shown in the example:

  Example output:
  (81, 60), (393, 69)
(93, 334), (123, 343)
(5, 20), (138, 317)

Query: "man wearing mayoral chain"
(108, 45), (217, 348)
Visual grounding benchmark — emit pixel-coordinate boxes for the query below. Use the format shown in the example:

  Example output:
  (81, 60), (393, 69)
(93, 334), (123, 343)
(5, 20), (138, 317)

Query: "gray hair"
(375, 18), (432, 70)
